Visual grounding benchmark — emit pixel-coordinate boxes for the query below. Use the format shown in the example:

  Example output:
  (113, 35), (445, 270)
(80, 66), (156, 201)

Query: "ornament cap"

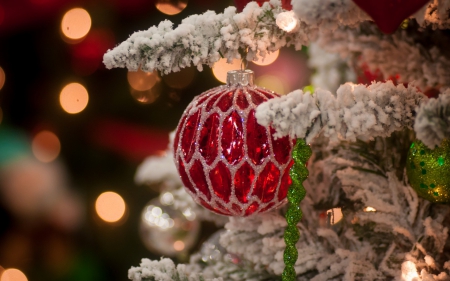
(227, 69), (254, 87)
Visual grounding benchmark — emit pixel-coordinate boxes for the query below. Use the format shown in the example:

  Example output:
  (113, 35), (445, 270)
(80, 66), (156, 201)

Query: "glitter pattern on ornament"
(406, 139), (450, 203)
(174, 70), (294, 216)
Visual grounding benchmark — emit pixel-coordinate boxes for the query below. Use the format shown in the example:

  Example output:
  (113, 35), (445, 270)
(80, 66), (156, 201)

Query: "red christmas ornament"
(234, 0), (292, 12)
(352, 0), (429, 34)
(174, 70), (294, 216)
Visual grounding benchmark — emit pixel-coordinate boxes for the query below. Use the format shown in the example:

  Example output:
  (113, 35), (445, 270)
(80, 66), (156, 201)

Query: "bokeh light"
(255, 74), (287, 95)
(162, 67), (196, 89)
(155, 0), (188, 15)
(364, 206), (377, 212)
(32, 130), (61, 163)
(1, 268), (28, 281)
(127, 69), (160, 91)
(0, 66), (5, 90)
(60, 82), (89, 114)
(173, 240), (185, 251)
(326, 208), (343, 225)
(252, 50), (279, 66)
(61, 8), (92, 40)
(276, 11), (298, 32)
(212, 58), (242, 83)
(95, 191), (126, 223)
(130, 84), (162, 104)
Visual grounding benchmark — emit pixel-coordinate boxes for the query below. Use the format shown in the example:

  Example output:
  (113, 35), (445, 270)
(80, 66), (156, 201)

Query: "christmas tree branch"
(103, 0), (311, 74)
(129, 258), (223, 281)
(414, 90), (450, 148)
(255, 81), (424, 144)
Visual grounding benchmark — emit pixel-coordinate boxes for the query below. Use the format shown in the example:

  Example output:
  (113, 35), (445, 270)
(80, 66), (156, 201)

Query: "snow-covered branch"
(104, 0), (312, 74)
(414, 90), (450, 148)
(129, 258), (223, 281)
(255, 81), (424, 144)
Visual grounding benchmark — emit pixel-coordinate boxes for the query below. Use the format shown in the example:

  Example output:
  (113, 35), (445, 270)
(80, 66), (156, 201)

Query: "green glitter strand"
(282, 139), (312, 281)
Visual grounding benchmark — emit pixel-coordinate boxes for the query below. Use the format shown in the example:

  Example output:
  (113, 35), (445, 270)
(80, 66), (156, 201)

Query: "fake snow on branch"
(103, 0), (312, 74)
(414, 90), (450, 148)
(129, 258), (223, 281)
(255, 81), (424, 144)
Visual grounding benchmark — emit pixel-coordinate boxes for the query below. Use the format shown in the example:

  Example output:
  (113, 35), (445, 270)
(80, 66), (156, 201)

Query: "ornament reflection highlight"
(276, 11), (298, 32)
(140, 198), (200, 256)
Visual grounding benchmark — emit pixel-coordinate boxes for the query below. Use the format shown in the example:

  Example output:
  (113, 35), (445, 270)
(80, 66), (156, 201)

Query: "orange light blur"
(61, 8), (91, 40)
(364, 206), (377, 212)
(252, 50), (279, 66)
(127, 69), (160, 91)
(0, 67), (5, 90)
(155, 0), (188, 15)
(1, 268), (28, 281)
(130, 88), (161, 104)
(327, 208), (343, 225)
(32, 130), (61, 163)
(212, 58), (241, 84)
(173, 240), (185, 251)
(95, 192), (126, 223)
(255, 75), (287, 95)
(163, 67), (196, 89)
(60, 83), (89, 114)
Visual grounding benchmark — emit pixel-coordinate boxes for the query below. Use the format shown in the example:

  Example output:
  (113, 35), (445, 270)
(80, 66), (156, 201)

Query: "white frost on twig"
(128, 258), (223, 281)
(104, 0), (312, 74)
(414, 90), (450, 148)
(256, 81), (424, 144)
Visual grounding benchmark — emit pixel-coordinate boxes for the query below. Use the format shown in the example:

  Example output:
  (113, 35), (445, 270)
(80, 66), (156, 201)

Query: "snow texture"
(414, 90), (450, 148)
(255, 81), (424, 144)
(104, 0), (312, 74)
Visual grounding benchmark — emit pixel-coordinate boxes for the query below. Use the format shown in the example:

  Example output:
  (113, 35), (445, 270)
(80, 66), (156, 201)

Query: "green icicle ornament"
(282, 139), (312, 281)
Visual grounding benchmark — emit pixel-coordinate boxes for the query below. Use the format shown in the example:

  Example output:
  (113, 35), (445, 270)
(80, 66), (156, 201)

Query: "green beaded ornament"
(406, 139), (450, 203)
(282, 139), (312, 281)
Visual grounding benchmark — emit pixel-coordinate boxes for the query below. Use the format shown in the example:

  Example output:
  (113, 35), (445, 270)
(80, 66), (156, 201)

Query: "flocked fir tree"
(103, 0), (450, 280)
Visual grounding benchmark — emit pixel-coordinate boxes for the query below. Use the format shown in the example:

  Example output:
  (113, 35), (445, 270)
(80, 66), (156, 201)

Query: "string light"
(32, 130), (61, 163)
(155, 0), (188, 15)
(212, 58), (241, 83)
(364, 206), (377, 212)
(95, 191), (126, 223)
(1, 268), (28, 281)
(401, 261), (419, 281)
(252, 50), (279, 66)
(276, 11), (298, 32)
(60, 82), (89, 114)
(61, 8), (91, 41)
(326, 208), (343, 225)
